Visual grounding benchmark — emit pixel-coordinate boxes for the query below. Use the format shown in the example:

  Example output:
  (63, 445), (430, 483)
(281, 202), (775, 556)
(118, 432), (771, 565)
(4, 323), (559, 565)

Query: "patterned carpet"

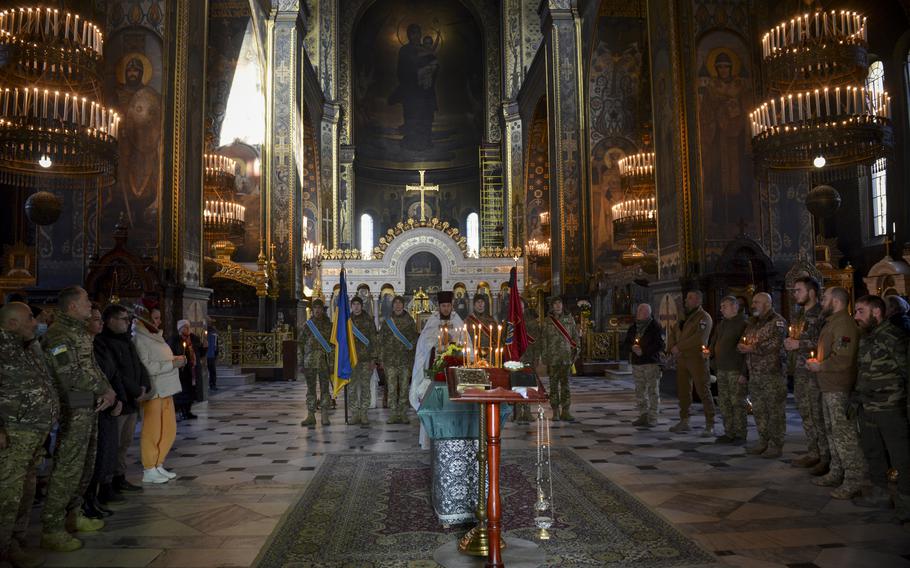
(254, 448), (718, 568)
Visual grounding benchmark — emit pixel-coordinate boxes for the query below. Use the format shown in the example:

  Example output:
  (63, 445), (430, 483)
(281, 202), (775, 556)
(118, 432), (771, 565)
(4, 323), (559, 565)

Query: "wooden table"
(445, 367), (548, 568)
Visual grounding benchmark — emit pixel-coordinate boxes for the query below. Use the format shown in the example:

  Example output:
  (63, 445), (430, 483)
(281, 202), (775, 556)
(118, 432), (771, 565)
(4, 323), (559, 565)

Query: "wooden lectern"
(446, 367), (549, 568)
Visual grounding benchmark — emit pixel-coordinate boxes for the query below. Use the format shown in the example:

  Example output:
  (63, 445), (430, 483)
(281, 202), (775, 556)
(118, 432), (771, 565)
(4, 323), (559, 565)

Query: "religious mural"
(352, 0), (484, 233)
(696, 31), (754, 236)
(587, 8), (649, 266)
(524, 104), (550, 287)
(405, 251), (442, 295)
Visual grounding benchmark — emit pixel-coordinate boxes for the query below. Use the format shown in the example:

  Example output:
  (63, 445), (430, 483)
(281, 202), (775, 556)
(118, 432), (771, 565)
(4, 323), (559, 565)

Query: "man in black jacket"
(94, 304), (149, 495)
(623, 303), (665, 427)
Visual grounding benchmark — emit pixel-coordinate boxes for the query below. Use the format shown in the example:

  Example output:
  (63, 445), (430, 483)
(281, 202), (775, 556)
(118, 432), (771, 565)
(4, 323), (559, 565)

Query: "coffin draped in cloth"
(417, 383), (511, 525)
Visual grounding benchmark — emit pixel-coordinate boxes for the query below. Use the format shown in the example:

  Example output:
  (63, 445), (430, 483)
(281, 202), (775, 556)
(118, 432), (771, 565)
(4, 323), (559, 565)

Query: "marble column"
(540, 0), (589, 296)
(159, 0), (212, 346)
(263, 2), (305, 323)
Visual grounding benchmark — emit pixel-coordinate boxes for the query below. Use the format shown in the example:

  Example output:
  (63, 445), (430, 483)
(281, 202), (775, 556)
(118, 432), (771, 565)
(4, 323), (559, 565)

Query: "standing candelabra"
(534, 404), (555, 539)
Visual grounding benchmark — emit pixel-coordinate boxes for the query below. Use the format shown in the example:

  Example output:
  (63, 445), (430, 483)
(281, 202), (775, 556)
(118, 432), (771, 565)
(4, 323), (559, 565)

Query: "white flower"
(504, 361), (524, 370)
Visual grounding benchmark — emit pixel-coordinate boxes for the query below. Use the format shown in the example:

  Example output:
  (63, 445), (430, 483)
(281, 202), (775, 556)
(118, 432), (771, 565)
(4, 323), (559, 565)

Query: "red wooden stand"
(446, 368), (548, 567)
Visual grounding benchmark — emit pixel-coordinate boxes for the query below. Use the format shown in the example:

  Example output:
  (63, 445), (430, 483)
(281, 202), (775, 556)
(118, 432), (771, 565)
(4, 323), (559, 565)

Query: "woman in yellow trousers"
(132, 300), (186, 484)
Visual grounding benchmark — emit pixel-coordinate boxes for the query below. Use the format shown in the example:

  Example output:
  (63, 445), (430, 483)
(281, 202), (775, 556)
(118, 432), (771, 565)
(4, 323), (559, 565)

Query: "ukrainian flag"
(330, 268), (358, 396)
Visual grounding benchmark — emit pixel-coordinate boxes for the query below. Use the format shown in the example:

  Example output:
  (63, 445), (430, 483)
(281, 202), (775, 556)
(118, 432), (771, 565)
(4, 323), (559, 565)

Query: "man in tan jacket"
(806, 287), (864, 499)
(669, 290), (715, 434)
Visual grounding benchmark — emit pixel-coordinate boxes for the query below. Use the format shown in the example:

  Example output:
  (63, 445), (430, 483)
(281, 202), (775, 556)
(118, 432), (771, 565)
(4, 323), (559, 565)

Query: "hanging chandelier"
(524, 211), (551, 262)
(612, 152), (657, 243)
(750, 9), (891, 171)
(0, 7), (119, 190)
(203, 153), (245, 242)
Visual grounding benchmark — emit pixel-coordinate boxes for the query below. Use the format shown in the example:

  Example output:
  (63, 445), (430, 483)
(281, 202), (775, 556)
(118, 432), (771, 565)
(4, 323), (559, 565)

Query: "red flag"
(504, 266), (528, 361)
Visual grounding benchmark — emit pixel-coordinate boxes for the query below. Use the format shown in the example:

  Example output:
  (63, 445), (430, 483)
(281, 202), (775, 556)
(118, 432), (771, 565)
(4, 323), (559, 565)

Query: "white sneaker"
(156, 465), (177, 479)
(143, 468), (169, 484)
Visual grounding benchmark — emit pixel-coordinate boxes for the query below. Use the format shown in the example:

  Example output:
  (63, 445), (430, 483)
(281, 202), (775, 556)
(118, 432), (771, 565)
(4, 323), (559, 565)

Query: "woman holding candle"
(169, 319), (204, 421)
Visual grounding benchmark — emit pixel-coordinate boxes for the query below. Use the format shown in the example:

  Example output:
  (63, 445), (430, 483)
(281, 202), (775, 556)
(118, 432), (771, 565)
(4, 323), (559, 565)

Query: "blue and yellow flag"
(330, 268), (358, 396)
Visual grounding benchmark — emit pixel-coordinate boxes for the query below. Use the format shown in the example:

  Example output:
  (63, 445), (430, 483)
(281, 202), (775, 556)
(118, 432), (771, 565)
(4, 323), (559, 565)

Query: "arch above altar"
(318, 225), (524, 305)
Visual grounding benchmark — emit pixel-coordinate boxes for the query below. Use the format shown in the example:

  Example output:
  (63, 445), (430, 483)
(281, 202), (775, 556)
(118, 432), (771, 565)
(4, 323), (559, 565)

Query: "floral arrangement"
(504, 360), (526, 371)
(427, 343), (464, 382)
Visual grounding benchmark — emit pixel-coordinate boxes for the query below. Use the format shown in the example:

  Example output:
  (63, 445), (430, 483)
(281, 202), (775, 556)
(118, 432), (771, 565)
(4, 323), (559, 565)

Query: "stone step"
(213, 366), (256, 386)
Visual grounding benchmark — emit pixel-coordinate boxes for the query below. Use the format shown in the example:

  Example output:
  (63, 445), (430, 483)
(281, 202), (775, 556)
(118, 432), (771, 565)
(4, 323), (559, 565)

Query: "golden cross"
(405, 169), (439, 222)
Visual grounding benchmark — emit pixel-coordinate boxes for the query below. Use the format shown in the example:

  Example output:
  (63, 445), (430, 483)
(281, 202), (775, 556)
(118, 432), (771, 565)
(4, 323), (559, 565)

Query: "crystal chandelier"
(750, 9), (891, 171)
(0, 7), (119, 190)
(612, 152), (657, 243)
(203, 153), (245, 242)
(524, 211), (551, 262)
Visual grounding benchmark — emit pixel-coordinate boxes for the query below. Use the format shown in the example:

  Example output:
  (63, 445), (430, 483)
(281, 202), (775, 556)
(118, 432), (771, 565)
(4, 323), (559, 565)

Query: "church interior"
(2, 0), (910, 566)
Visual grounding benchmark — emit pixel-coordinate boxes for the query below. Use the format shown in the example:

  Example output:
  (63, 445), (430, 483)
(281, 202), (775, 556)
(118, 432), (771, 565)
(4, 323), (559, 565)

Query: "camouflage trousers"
(547, 364), (572, 412)
(0, 428), (47, 553)
(794, 371), (829, 460)
(821, 392), (865, 486)
(384, 366), (411, 417)
(631, 364), (661, 421)
(749, 373), (787, 447)
(42, 410), (97, 532)
(348, 363), (373, 412)
(858, 406), (910, 495)
(305, 368), (332, 412)
(716, 370), (748, 439)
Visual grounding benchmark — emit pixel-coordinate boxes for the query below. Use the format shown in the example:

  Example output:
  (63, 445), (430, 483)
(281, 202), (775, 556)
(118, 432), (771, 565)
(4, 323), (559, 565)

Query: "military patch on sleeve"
(50, 345), (68, 356)
(50, 344), (71, 367)
(776, 321), (785, 327)
(699, 321), (707, 330)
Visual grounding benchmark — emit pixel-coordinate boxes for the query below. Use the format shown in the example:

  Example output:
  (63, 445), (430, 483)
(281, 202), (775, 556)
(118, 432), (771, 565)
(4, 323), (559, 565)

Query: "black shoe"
(82, 501), (104, 519)
(94, 497), (114, 516)
(185, 411), (199, 420)
(113, 475), (143, 493)
(210, 384), (218, 391)
(714, 435), (734, 444)
(98, 483), (126, 504)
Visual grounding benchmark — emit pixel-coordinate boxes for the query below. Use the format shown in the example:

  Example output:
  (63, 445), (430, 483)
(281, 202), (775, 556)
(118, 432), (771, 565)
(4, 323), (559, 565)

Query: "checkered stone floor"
(22, 375), (910, 567)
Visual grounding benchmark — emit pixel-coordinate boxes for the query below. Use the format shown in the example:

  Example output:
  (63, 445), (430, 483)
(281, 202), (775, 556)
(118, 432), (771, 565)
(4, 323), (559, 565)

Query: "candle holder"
(534, 404), (555, 540)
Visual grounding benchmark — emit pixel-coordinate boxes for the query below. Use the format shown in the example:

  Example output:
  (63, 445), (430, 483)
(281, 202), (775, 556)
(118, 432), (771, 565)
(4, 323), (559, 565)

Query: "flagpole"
(344, 384), (349, 425)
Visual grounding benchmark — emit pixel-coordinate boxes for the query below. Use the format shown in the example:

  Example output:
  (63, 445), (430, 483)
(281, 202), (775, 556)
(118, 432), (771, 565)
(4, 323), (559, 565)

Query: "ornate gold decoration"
(208, 241), (268, 297)
(321, 248), (362, 260)
(479, 246), (523, 259)
(371, 218), (468, 260)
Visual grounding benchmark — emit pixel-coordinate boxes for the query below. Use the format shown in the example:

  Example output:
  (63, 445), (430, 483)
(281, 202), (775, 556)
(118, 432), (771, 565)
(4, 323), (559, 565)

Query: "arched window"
(466, 212), (479, 257)
(865, 61), (887, 237)
(360, 213), (374, 259)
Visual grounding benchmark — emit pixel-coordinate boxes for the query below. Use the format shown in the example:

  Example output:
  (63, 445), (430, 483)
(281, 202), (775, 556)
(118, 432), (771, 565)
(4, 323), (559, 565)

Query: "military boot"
(71, 511), (104, 532)
(359, 410), (370, 426)
(348, 413), (361, 425)
(560, 408), (574, 421)
(830, 484), (862, 500)
(8, 540), (44, 568)
(301, 411), (317, 427)
(808, 461), (830, 476)
(746, 440), (768, 455)
(669, 419), (690, 433)
(810, 471), (843, 487)
(791, 453), (820, 468)
(321, 408), (331, 426)
(632, 415), (649, 426)
(853, 485), (892, 509)
(40, 532), (82, 552)
(761, 444), (783, 459)
(550, 406), (561, 422)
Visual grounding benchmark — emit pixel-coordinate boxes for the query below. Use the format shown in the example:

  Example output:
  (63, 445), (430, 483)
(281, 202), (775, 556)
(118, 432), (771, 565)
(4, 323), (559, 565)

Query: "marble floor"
(22, 376), (910, 568)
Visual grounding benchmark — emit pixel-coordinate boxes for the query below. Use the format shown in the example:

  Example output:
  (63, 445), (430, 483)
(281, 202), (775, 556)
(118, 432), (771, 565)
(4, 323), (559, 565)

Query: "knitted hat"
(177, 319), (191, 331)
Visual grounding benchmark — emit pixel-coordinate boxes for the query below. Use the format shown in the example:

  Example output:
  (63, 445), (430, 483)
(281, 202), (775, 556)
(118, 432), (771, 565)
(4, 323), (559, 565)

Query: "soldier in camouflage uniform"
(514, 306), (540, 424)
(851, 295), (910, 520)
(40, 287), (116, 552)
(378, 296), (418, 424)
(540, 297), (580, 421)
(0, 303), (60, 567)
(707, 296), (749, 443)
(622, 303), (665, 427)
(299, 299), (334, 427)
(738, 293), (788, 458)
(805, 287), (864, 499)
(784, 277), (829, 474)
(348, 296), (377, 425)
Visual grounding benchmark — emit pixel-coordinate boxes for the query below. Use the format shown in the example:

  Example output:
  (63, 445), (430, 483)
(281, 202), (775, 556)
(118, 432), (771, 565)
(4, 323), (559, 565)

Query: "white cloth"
(132, 323), (182, 399)
(409, 312), (465, 449)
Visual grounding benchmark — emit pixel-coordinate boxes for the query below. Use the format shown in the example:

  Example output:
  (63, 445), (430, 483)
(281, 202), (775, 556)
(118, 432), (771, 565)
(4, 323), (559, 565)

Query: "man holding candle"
(348, 296), (377, 426)
(540, 296), (580, 421)
(707, 296), (749, 444)
(738, 293), (788, 458)
(805, 287), (864, 499)
(299, 299), (334, 427)
(622, 303), (664, 428)
(378, 296), (418, 424)
(785, 276), (829, 474)
(668, 290), (715, 435)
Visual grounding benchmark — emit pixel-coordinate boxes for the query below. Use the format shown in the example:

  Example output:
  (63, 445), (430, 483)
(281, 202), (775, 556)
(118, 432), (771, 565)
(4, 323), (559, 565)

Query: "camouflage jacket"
(299, 314), (334, 371)
(793, 303), (825, 372)
(349, 311), (377, 363)
(745, 310), (787, 377)
(0, 330), (59, 432)
(540, 313), (580, 366)
(856, 320), (908, 411)
(42, 312), (112, 413)
(378, 311), (418, 368)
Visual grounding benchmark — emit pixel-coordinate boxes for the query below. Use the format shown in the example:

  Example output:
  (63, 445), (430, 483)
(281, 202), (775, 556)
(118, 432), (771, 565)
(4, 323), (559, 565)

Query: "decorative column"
(339, 144), (355, 249)
(159, 0), (212, 338)
(540, 0), (589, 296)
(503, 102), (523, 248)
(263, 2), (304, 325)
(321, 101), (341, 247)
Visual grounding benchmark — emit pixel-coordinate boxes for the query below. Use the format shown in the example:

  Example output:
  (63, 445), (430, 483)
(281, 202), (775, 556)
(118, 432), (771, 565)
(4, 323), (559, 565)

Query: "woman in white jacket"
(132, 305), (186, 484)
